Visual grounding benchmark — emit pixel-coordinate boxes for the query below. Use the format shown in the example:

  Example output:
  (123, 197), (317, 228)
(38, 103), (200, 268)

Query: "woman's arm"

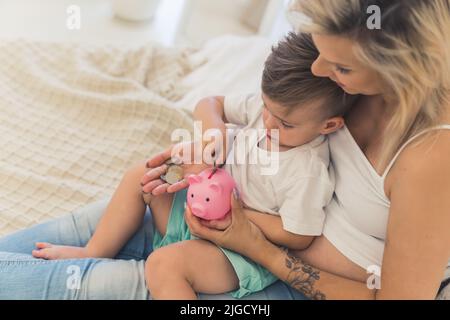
(201, 207), (314, 250)
(185, 192), (378, 300)
(244, 209), (314, 251)
(378, 132), (450, 299)
(254, 241), (375, 300)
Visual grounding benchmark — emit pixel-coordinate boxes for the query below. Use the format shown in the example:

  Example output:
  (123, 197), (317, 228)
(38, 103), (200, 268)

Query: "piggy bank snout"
(187, 168), (236, 220)
(190, 203), (207, 218)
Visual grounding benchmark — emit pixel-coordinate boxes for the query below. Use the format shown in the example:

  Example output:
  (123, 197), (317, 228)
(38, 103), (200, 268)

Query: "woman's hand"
(141, 142), (211, 195)
(198, 213), (232, 231)
(185, 190), (269, 259)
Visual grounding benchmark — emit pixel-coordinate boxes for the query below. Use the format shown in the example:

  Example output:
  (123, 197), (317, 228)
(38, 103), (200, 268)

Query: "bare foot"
(32, 242), (90, 260)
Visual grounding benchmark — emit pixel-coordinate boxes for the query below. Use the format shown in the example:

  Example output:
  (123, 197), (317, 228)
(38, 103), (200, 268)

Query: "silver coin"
(165, 156), (182, 166)
(160, 164), (184, 185)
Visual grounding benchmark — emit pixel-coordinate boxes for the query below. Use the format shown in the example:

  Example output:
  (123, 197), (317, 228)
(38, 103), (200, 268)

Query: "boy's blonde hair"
(292, 0), (450, 170)
(262, 32), (358, 120)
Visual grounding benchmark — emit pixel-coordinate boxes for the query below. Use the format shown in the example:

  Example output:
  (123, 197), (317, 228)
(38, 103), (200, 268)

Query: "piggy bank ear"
(187, 175), (202, 185)
(209, 182), (223, 194)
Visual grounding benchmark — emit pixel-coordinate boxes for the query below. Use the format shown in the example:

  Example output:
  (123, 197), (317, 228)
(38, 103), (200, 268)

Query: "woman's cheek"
(335, 73), (348, 86)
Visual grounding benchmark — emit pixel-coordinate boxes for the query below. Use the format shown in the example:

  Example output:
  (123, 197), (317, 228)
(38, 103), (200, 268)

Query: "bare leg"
(145, 240), (239, 300)
(32, 161), (173, 260)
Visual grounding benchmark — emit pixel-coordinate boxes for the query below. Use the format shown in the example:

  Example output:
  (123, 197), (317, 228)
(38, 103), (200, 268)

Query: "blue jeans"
(0, 198), (307, 300)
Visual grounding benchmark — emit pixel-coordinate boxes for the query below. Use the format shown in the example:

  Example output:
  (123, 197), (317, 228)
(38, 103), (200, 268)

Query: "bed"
(0, 35), (273, 237)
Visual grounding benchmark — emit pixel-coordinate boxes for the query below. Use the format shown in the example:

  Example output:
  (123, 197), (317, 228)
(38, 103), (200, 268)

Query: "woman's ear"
(319, 117), (345, 135)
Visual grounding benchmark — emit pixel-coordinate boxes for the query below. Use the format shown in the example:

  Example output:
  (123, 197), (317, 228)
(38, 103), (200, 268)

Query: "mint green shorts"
(152, 189), (278, 299)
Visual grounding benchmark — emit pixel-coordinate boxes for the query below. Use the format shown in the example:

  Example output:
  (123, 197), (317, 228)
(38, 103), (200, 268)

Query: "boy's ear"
(319, 117), (345, 135)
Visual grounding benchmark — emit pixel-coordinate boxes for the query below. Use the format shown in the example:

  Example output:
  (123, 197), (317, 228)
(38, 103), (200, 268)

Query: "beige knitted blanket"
(0, 40), (195, 236)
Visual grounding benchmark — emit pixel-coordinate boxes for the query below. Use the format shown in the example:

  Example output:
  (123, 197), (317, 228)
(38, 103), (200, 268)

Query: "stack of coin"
(161, 162), (184, 185)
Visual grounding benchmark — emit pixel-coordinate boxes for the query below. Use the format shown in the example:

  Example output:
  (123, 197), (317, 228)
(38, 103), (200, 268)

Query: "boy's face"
(261, 94), (336, 150)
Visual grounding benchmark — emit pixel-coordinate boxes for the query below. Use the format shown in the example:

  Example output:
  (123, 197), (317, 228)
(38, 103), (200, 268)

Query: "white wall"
(181, 0), (295, 45)
(258, 0), (294, 42)
(0, 0), (298, 46)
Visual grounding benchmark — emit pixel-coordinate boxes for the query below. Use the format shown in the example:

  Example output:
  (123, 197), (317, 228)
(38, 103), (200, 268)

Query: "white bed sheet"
(176, 35), (273, 112)
(0, 35), (273, 236)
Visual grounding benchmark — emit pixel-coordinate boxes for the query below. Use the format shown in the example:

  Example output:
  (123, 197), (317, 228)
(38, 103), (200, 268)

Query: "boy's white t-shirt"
(223, 93), (334, 236)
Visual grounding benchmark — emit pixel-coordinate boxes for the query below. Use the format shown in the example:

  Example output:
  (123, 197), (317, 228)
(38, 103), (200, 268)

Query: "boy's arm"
(193, 96), (229, 163)
(193, 96), (228, 124)
(143, 96), (233, 195)
(243, 208), (314, 251)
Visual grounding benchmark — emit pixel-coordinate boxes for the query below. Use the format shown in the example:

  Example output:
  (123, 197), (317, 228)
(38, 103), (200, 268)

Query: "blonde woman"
(144, 0), (450, 299)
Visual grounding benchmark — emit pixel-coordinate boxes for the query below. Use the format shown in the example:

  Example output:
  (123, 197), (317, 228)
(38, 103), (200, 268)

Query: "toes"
(32, 243), (56, 260)
(32, 249), (50, 260)
(35, 242), (53, 249)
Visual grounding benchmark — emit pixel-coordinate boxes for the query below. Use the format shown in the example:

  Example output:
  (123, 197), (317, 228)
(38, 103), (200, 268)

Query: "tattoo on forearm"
(284, 250), (326, 300)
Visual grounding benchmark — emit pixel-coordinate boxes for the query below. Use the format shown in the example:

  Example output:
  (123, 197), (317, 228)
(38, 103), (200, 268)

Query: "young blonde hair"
(262, 32), (358, 120)
(291, 0), (450, 170)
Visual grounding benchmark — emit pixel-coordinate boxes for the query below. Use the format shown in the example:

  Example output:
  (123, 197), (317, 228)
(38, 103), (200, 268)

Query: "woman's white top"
(323, 124), (450, 271)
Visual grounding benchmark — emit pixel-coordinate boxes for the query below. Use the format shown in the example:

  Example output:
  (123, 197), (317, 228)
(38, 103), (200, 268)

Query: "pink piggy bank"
(186, 168), (236, 220)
